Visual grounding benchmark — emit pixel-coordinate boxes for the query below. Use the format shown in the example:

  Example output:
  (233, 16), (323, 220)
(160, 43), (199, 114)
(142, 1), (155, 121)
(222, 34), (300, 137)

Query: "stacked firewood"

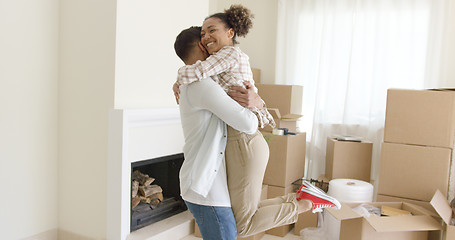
(131, 170), (164, 209)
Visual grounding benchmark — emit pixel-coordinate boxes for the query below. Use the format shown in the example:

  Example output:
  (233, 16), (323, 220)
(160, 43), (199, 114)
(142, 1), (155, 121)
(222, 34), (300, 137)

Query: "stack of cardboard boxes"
(375, 88), (455, 239)
(377, 89), (455, 208)
(305, 88), (455, 240)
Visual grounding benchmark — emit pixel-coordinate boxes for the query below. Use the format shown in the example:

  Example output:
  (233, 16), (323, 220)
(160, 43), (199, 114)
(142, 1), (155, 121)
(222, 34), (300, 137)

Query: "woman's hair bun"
(225, 4), (254, 37)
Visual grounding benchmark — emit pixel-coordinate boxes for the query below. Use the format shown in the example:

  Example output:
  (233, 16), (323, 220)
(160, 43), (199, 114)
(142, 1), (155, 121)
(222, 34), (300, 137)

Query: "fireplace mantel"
(107, 108), (188, 240)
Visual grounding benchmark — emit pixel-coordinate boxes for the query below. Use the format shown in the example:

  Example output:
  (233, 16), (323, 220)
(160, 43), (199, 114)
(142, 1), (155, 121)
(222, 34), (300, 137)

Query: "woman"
(174, 5), (340, 238)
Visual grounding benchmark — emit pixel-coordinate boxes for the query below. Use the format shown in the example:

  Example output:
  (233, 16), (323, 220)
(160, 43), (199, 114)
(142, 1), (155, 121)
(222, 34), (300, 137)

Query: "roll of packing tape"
(327, 179), (373, 203)
(272, 128), (284, 135)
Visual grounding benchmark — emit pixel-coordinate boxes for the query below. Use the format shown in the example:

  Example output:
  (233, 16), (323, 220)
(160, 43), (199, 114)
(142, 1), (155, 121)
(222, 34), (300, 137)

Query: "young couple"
(173, 5), (340, 240)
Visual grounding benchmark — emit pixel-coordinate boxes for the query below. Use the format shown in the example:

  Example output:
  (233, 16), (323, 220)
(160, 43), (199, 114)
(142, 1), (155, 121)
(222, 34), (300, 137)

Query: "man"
(174, 26), (265, 240)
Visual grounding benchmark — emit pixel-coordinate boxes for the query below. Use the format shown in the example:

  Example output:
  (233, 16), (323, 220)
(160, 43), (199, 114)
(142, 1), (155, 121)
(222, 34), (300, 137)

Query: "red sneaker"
(296, 185), (341, 213)
(301, 180), (326, 194)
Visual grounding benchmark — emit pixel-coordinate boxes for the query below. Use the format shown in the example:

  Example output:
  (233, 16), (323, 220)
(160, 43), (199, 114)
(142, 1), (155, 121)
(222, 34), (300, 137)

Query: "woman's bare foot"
(297, 199), (312, 214)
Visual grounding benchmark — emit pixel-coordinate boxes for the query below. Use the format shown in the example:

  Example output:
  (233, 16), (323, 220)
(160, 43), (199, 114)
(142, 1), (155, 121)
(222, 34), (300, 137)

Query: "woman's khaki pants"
(225, 126), (299, 237)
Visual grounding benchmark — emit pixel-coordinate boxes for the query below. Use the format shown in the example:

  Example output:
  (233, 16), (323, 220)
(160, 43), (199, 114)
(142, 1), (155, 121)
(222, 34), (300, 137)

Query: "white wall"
(114, 0), (209, 109)
(59, 0), (116, 239)
(0, 0), (59, 239)
(210, 0), (279, 84)
(59, 0), (210, 239)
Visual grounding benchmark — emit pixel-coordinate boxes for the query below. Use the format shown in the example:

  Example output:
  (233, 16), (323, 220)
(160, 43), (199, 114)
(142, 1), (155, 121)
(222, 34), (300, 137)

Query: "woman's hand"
(228, 82), (264, 109)
(173, 83), (181, 104)
(198, 41), (209, 59)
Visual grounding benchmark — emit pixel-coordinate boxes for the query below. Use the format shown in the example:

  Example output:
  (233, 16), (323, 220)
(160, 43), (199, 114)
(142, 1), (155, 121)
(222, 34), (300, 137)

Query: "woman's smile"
(201, 17), (234, 54)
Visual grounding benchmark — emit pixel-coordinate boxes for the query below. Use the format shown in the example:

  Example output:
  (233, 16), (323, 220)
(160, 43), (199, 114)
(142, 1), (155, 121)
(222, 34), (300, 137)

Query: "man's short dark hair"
(174, 26), (202, 61)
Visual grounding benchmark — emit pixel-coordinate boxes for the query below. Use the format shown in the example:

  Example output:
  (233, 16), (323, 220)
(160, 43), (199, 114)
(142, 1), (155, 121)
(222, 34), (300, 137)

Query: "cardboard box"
(262, 132), (306, 187)
(256, 84), (303, 118)
(294, 211), (318, 235)
(194, 185), (268, 239)
(325, 137), (373, 182)
(325, 202), (442, 240)
(252, 68), (261, 84)
(376, 194), (439, 215)
(430, 190), (455, 240)
(378, 142), (453, 202)
(262, 108), (302, 132)
(376, 194), (443, 240)
(384, 89), (455, 148)
(265, 184), (298, 237)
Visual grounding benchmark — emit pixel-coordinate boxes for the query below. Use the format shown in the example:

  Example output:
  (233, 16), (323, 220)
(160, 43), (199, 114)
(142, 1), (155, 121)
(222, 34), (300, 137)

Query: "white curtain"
(275, 0), (454, 183)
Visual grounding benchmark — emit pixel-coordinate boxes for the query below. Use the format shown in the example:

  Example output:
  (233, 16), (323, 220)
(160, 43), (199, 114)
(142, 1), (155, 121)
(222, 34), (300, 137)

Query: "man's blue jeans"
(185, 201), (237, 240)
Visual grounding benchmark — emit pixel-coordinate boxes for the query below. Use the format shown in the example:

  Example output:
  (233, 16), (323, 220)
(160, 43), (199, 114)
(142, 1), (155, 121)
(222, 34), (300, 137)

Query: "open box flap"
(365, 214), (442, 232)
(430, 189), (453, 225)
(267, 108), (302, 120)
(326, 203), (362, 221)
(281, 113), (303, 119)
(407, 203), (441, 219)
(268, 108), (281, 119)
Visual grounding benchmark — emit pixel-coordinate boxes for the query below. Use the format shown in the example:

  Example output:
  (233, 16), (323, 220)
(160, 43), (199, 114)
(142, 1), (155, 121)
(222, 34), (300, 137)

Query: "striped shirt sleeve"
(176, 46), (240, 86)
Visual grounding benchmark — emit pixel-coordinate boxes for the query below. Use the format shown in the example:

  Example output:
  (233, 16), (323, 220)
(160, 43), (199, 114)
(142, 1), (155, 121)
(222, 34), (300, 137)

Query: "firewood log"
(132, 196), (141, 209)
(132, 170), (155, 186)
(150, 192), (164, 206)
(143, 177), (154, 186)
(140, 196), (151, 204)
(139, 185), (162, 197)
(132, 180), (139, 198)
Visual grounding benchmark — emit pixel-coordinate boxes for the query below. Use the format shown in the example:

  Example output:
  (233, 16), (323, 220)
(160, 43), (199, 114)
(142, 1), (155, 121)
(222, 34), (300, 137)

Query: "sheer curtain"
(275, 0), (453, 183)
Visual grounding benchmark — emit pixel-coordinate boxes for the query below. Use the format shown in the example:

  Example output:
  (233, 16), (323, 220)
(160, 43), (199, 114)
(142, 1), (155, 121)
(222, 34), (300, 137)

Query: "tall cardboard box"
(378, 142), (453, 202)
(325, 202), (442, 240)
(262, 132), (306, 187)
(256, 84), (303, 118)
(325, 137), (373, 182)
(194, 185), (268, 239)
(384, 89), (455, 148)
(265, 185), (299, 237)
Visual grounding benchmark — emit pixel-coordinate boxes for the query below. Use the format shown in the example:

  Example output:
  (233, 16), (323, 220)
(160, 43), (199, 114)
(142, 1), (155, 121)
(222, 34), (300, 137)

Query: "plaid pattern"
(177, 46), (275, 129)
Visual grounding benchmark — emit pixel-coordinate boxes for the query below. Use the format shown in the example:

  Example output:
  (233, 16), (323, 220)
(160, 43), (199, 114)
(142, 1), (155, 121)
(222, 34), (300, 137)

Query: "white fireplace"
(107, 108), (193, 240)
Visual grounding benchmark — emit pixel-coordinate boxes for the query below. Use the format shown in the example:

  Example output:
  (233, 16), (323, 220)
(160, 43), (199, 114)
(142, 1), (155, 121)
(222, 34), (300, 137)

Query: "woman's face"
(201, 17), (234, 54)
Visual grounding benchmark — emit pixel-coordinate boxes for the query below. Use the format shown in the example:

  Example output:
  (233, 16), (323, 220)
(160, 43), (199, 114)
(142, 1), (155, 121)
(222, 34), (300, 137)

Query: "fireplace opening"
(130, 153), (187, 231)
